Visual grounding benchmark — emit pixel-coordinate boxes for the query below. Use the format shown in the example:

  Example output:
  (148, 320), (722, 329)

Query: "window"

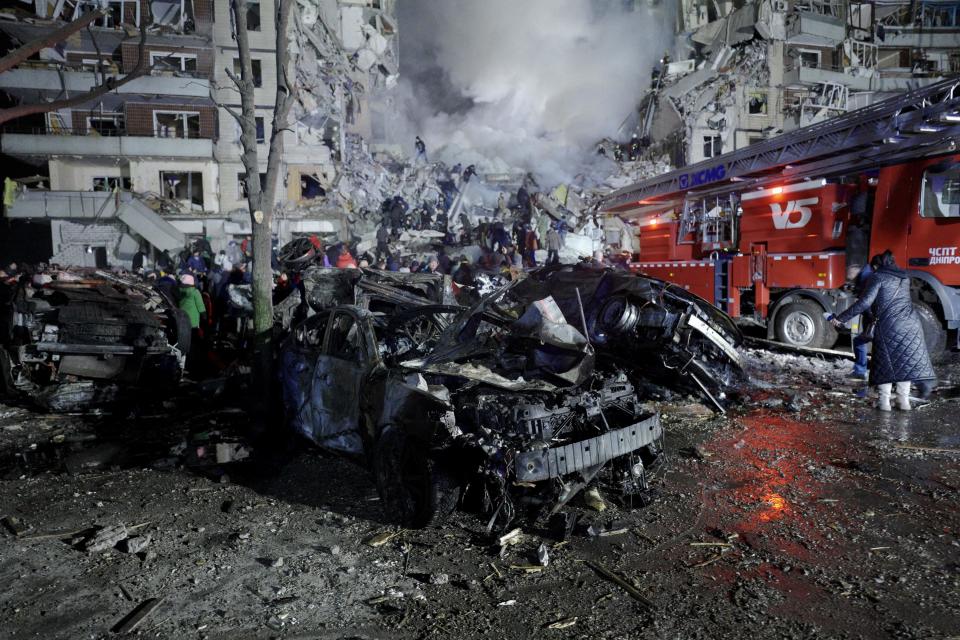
(798, 49), (822, 69)
(82, 0), (139, 28)
(92, 177), (131, 191)
(153, 111), (201, 138)
(160, 171), (204, 209)
(920, 163), (960, 218)
(300, 173), (325, 200)
(87, 115), (123, 136)
(238, 172), (268, 199)
(233, 58), (262, 87)
(921, 3), (959, 28)
(255, 116), (265, 143)
(149, 51), (198, 73)
(326, 312), (365, 363)
(747, 91), (768, 115)
(246, 1), (261, 30)
(702, 135), (722, 159)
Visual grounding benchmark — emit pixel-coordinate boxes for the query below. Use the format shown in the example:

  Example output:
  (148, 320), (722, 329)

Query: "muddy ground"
(0, 350), (958, 639)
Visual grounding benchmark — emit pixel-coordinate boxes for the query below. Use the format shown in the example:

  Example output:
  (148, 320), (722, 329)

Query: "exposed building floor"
(0, 353), (957, 639)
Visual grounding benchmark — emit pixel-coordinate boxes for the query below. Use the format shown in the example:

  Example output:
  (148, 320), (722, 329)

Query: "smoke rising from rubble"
(392, 0), (674, 186)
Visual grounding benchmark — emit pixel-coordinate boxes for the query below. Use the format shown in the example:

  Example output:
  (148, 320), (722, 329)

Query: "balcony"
(783, 64), (950, 92)
(877, 27), (960, 50)
(786, 12), (847, 46)
(0, 66), (211, 98)
(0, 130), (213, 159)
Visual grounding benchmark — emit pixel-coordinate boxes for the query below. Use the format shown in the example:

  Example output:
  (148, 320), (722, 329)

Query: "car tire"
(774, 300), (832, 349)
(374, 426), (457, 528)
(914, 302), (947, 362)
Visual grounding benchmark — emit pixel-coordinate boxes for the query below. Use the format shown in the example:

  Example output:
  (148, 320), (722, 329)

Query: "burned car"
(519, 266), (744, 410)
(0, 270), (187, 411)
(279, 272), (665, 529)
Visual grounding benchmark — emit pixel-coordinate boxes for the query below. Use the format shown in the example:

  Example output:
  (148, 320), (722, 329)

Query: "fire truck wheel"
(774, 301), (832, 349)
(914, 302), (947, 361)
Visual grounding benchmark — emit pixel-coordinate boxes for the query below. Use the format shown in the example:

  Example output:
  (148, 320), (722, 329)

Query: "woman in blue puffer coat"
(831, 251), (936, 411)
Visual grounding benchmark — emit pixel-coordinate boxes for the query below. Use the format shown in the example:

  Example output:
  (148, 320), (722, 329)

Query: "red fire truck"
(602, 78), (960, 355)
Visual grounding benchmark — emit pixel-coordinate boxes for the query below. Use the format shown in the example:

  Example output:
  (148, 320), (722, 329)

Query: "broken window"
(702, 135), (722, 159)
(154, 111), (201, 138)
(87, 115), (123, 136)
(92, 177), (131, 191)
(149, 51), (198, 74)
(327, 312), (364, 363)
(798, 49), (822, 69)
(247, 1), (262, 31)
(233, 58), (263, 88)
(79, 0), (139, 28)
(921, 3), (959, 28)
(300, 173), (325, 200)
(160, 171), (204, 209)
(238, 172), (268, 199)
(747, 91), (768, 115)
(255, 116), (265, 143)
(921, 163), (960, 218)
(151, 0), (195, 32)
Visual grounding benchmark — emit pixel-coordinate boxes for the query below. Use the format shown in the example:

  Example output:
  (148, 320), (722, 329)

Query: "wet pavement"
(0, 352), (957, 639)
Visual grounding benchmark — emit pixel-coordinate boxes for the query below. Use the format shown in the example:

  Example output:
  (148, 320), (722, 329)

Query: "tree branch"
(0, 16), (153, 127)
(0, 9), (106, 75)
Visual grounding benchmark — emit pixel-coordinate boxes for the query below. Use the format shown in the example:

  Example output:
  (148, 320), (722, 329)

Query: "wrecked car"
(0, 270), (188, 411)
(279, 277), (664, 529)
(519, 265), (744, 410)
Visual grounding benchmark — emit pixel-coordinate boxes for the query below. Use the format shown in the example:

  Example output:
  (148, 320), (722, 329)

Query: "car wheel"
(774, 301), (832, 349)
(914, 302), (947, 362)
(374, 426), (457, 528)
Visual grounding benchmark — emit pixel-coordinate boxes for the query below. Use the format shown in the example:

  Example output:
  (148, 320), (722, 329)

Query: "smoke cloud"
(390, 0), (674, 186)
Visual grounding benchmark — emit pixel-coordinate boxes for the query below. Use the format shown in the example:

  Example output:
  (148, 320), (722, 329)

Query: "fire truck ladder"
(603, 76), (960, 212)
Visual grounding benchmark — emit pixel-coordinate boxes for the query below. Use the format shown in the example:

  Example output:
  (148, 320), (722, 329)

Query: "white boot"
(895, 382), (912, 411)
(876, 383), (892, 411)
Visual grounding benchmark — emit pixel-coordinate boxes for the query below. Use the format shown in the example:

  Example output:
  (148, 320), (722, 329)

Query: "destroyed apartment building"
(0, 0), (398, 268)
(636, 0), (960, 166)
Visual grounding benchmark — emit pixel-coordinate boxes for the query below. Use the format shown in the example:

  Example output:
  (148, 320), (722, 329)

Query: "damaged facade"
(645, 0), (960, 165)
(0, 0), (398, 267)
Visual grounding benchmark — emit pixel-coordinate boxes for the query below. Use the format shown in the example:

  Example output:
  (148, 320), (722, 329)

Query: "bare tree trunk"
(229, 0), (295, 430)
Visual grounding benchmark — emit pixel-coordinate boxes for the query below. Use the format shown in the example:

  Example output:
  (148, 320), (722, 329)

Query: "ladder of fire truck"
(603, 76), (960, 212)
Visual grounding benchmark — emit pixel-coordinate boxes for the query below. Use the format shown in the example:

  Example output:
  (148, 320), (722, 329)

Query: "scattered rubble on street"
(0, 346), (956, 638)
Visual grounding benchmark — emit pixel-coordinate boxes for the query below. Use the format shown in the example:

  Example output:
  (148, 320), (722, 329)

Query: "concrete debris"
(1, 515), (32, 537)
(119, 535), (151, 555)
(80, 523), (128, 553)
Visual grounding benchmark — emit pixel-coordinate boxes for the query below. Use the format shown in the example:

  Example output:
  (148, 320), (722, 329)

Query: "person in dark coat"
(849, 255), (882, 379)
(831, 251), (936, 411)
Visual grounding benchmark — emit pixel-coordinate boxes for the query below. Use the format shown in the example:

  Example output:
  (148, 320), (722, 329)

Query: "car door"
(309, 309), (369, 455)
(280, 313), (329, 441)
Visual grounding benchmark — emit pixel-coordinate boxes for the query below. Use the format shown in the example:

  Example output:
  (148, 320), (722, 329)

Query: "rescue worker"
(830, 251), (936, 411)
(546, 223), (562, 265)
(415, 136), (427, 163)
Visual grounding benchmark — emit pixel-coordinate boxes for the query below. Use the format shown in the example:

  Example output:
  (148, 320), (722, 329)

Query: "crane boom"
(603, 76), (960, 213)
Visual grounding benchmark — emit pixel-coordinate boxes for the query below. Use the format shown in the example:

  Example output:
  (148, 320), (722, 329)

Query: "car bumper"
(514, 414), (662, 482)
